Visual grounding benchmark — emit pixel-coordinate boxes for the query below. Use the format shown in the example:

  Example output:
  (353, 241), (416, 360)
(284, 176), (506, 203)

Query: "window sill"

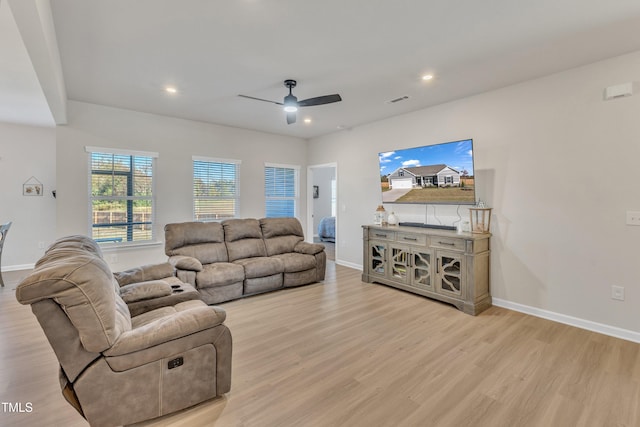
(98, 240), (163, 252)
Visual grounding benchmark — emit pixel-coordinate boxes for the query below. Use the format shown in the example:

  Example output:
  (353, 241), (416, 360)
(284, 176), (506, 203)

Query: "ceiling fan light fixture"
(283, 94), (298, 112)
(238, 79), (341, 125)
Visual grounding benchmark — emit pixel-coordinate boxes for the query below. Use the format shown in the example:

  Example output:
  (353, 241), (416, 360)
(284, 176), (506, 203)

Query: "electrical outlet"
(37, 241), (45, 249)
(626, 211), (640, 226)
(109, 254), (119, 264)
(611, 285), (625, 301)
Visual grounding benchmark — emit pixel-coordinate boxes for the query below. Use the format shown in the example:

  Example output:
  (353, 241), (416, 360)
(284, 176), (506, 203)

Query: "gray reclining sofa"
(165, 217), (326, 304)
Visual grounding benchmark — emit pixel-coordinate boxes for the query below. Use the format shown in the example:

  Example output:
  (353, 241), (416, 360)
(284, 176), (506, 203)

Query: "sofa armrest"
(294, 241), (325, 255)
(168, 255), (203, 272)
(119, 280), (173, 303)
(104, 305), (226, 356)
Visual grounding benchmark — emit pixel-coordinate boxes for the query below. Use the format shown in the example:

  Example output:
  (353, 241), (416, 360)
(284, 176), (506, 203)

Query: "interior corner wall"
(0, 122), (56, 267)
(308, 50), (640, 333)
(56, 101), (307, 270)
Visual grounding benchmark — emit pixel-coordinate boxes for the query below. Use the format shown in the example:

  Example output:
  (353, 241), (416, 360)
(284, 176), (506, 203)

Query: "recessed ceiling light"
(304, 118), (312, 124)
(422, 74), (434, 81)
(164, 86), (178, 94)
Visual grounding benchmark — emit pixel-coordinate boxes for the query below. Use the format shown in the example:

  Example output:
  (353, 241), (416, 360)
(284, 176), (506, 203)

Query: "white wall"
(56, 101), (307, 270)
(309, 50), (640, 333)
(0, 122), (56, 269)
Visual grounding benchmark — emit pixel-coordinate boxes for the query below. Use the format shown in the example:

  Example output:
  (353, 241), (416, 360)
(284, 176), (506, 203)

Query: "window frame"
(264, 163), (300, 218)
(192, 156), (241, 221)
(86, 146), (158, 247)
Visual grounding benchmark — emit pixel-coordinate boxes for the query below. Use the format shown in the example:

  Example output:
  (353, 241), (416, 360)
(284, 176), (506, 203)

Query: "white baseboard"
(335, 259), (362, 271)
(1, 263), (35, 273)
(492, 298), (640, 344)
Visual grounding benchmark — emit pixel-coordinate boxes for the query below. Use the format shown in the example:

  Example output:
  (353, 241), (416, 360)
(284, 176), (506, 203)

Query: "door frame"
(307, 162), (338, 260)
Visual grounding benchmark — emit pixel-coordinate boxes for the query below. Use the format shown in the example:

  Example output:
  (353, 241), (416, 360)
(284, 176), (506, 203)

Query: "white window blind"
(265, 164), (299, 218)
(193, 157), (240, 220)
(87, 149), (156, 244)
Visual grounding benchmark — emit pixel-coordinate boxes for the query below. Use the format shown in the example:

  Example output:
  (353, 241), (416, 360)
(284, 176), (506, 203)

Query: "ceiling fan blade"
(238, 94), (283, 105)
(286, 112), (296, 125)
(298, 94), (342, 107)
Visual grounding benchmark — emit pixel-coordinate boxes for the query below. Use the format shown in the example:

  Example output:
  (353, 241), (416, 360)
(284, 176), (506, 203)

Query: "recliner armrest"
(104, 305), (226, 356)
(294, 241), (325, 255)
(168, 255), (203, 272)
(119, 280), (172, 303)
(114, 262), (176, 286)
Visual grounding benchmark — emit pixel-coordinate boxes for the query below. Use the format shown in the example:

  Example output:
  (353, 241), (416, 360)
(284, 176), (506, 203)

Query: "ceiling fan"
(238, 79), (342, 124)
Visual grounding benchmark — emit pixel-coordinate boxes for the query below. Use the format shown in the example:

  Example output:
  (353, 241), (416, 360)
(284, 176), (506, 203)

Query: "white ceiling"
(4, 0), (640, 138)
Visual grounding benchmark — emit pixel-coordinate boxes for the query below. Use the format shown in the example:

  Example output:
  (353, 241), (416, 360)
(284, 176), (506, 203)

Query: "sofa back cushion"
(223, 219), (267, 261)
(15, 235), (132, 353)
(260, 217), (305, 256)
(165, 222), (229, 264)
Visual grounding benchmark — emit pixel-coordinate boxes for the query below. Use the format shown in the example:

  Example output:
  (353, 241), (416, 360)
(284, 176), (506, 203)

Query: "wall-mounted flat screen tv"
(379, 139), (476, 205)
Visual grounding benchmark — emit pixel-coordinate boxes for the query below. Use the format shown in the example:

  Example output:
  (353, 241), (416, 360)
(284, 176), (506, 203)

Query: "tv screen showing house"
(379, 139), (476, 205)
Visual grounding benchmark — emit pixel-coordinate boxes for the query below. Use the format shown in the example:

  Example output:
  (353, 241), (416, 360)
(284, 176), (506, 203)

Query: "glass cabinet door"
(390, 246), (409, 282)
(369, 242), (387, 277)
(411, 250), (432, 290)
(437, 252), (464, 297)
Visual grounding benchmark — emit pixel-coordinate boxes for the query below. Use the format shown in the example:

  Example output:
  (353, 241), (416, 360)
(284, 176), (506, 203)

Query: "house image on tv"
(387, 164), (462, 189)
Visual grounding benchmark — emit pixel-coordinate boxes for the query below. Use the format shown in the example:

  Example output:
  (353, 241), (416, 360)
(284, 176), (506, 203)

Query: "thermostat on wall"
(604, 82), (634, 100)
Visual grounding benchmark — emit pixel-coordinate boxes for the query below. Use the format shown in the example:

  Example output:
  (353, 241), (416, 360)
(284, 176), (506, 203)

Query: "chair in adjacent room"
(0, 221), (11, 287)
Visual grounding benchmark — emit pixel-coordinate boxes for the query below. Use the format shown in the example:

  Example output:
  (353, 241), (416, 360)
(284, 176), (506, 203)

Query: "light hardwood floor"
(2, 262), (640, 426)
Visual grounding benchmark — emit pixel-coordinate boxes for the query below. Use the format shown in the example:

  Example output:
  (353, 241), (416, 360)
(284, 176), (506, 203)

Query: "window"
(87, 147), (157, 244)
(265, 164), (299, 218)
(193, 157), (240, 220)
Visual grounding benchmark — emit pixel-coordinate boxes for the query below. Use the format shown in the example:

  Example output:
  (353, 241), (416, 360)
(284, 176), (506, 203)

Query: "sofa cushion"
(196, 262), (245, 288)
(259, 217), (304, 239)
(226, 238), (267, 262)
(223, 219), (267, 261)
(165, 222), (229, 264)
(260, 218), (306, 255)
(223, 218), (263, 241)
(263, 235), (304, 256)
(234, 257), (283, 279)
(165, 221), (225, 249)
(271, 253), (316, 273)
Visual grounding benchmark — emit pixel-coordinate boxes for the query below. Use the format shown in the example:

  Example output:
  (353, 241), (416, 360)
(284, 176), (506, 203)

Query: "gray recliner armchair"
(15, 235), (232, 427)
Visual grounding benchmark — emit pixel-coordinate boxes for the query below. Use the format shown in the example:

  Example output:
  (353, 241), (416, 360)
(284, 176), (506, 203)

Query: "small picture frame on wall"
(23, 176), (44, 196)
(23, 183), (43, 196)
(313, 185), (319, 199)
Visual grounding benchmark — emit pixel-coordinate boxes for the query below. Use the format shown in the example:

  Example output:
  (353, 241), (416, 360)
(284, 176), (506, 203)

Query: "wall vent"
(386, 95), (410, 104)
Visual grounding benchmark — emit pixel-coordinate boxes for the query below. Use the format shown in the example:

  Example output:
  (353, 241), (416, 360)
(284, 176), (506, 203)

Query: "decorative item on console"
(469, 200), (492, 234)
(387, 211), (398, 226)
(373, 205), (387, 226)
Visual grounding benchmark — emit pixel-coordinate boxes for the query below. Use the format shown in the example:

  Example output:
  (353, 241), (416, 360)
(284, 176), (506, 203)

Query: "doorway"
(307, 163), (337, 261)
